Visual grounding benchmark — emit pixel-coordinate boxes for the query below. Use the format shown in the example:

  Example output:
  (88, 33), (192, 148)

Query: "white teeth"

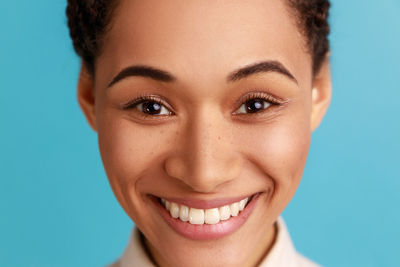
(165, 200), (171, 211)
(230, 202), (239, 216)
(160, 196), (251, 225)
(179, 205), (189, 222)
(189, 208), (205, 224)
(219, 205), (231, 221)
(238, 198), (249, 211)
(170, 202), (180, 219)
(204, 208), (220, 224)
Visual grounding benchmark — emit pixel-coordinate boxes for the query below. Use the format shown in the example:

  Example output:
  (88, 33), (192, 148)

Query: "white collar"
(116, 217), (320, 267)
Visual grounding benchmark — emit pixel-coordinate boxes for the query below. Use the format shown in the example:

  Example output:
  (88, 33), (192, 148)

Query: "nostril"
(164, 154), (243, 193)
(164, 156), (186, 180)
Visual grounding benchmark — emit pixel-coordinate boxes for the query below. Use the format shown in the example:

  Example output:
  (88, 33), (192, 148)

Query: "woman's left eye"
(235, 98), (272, 114)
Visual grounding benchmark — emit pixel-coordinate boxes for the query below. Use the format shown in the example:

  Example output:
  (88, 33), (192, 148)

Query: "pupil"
(143, 101), (161, 114)
(246, 99), (264, 113)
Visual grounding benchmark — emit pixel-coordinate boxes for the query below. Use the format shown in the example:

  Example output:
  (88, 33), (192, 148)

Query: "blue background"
(1, 1), (399, 266)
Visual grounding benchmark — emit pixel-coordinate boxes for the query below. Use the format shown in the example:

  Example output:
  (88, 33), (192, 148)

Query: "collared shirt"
(109, 217), (321, 267)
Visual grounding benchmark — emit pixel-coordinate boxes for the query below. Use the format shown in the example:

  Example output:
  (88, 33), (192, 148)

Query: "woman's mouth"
(150, 193), (261, 240)
(160, 196), (250, 225)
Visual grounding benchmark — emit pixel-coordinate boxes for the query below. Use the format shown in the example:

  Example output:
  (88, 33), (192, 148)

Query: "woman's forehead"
(98, 0), (312, 89)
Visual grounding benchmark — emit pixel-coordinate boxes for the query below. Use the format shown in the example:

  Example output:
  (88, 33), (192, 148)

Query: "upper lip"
(154, 193), (258, 209)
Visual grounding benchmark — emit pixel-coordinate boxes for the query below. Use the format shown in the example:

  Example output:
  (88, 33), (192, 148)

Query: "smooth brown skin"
(77, 0), (331, 266)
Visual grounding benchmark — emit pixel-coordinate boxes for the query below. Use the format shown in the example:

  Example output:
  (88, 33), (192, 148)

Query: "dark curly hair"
(66, 0), (330, 77)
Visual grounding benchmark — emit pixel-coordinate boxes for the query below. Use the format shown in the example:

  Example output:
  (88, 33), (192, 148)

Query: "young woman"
(67, 0), (331, 266)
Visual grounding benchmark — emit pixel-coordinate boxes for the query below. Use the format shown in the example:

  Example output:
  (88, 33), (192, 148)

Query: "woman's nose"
(164, 111), (242, 193)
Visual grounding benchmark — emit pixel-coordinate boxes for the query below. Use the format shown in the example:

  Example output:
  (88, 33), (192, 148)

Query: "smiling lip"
(162, 195), (255, 209)
(150, 193), (261, 240)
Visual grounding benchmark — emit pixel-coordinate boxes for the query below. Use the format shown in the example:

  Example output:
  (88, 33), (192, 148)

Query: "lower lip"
(150, 193), (261, 240)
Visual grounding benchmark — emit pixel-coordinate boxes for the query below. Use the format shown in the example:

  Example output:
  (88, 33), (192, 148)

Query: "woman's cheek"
(99, 116), (166, 175)
(96, 113), (174, 215)
(240, 112), (311, 203)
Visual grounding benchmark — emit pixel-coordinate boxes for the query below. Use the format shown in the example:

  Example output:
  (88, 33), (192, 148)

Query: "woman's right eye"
(135, 100), (172, 116)
(123, 96), (173, 116)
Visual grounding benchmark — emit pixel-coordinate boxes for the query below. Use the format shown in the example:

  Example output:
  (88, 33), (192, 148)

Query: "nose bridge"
(165, 107), (242, 193)
(188, 109), (241, 191)
(192, 110), (227, 167)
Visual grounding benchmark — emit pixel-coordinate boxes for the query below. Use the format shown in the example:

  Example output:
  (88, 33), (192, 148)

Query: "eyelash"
(122, 91), (284, 118)
(122, 95), (173, 117)
(234, 91), (283, 115)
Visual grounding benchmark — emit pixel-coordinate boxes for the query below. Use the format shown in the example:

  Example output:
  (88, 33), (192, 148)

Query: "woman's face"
(78, 0), (330, 266)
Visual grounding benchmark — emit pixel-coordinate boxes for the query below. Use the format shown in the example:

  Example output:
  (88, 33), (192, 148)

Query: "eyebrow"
(108, 65), (176, 87)
(227, 61), (297, 84)
(108, 60), (297, 88)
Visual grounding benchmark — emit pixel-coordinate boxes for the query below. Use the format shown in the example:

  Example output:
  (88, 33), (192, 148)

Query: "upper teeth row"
(161, 197), (249, 225)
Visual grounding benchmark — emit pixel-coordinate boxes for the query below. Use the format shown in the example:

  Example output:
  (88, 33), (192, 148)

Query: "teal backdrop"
(1, 1), (399, 266)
